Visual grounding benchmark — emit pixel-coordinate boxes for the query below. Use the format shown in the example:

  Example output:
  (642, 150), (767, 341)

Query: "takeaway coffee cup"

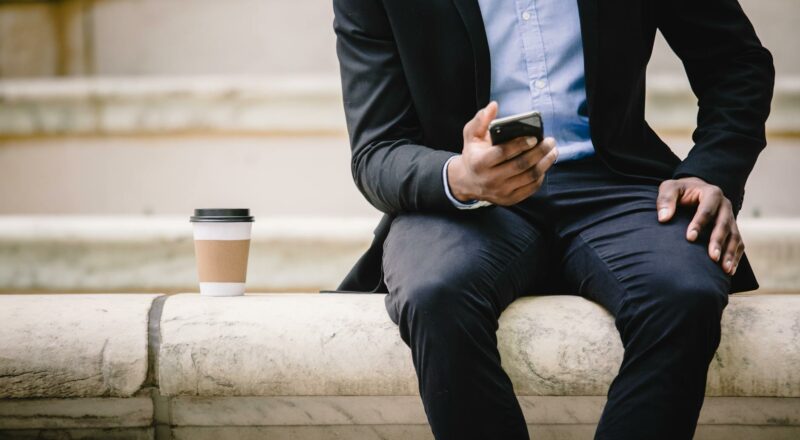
(190, 208), (254, 297)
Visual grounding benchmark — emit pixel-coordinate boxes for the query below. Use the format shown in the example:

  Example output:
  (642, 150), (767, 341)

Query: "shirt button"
(535, 79), (547, 89)
(522, 11), (531, 20)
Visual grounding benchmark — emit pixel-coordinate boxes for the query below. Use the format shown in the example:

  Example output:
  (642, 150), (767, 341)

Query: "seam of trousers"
(479, 226), (546, 318)
(571, 231), (643, 330)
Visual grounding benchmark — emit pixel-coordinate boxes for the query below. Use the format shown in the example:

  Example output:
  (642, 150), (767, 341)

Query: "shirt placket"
(515, 0), (553, 139)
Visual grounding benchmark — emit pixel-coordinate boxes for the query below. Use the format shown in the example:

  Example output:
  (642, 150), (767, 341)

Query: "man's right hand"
(447, 101), (558, 206)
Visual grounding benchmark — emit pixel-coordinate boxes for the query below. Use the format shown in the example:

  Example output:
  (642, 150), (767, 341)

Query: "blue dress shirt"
(444, 0), (596, 208)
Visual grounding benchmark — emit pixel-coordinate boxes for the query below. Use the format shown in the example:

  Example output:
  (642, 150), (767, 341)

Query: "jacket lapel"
(451, 0), (491, 108)
(577, 0), (600, 115)
(451, 0), (599, 114)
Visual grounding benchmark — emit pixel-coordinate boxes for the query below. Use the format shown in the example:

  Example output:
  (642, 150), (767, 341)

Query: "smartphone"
(488, 110), (543, 146)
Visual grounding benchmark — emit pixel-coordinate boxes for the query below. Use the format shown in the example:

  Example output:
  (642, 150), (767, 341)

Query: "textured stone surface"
(0, 293), (797, 439)
(168, 425), (800, 440)
(708, 294), (800, 397)
(158, 293), (800, 398)
(169, 395), (800, 427)
(158, 294), (418, 397)
(0, 294), (162, 398)
(170, 396), (428, 426)
(171, 426), (435, 440)
(1, 217), (799, 292)
(499, 297), (623, 396)
(693, 426), (800, 440)
(0, 428), (154, 440)
(0, 397), (152, 429)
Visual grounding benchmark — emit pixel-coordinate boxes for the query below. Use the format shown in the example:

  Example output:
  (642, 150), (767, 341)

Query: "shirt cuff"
(442, 155), (493, 210)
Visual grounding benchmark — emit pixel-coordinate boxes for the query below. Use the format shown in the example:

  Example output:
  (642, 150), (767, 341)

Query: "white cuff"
(442, 155), (493, 210)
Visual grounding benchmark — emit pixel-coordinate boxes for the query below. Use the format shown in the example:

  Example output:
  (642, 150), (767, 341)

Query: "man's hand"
(657, 177), (743, 275)
(448, 101), (558, 206)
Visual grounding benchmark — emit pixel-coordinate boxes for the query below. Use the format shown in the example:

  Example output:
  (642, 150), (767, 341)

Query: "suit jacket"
(331, 0), (775, 294)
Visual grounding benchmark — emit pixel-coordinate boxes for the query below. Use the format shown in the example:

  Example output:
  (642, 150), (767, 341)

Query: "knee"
(398, 276), (466, 325)
(389, 275), (493, 345)
(645, 271), (729, 321)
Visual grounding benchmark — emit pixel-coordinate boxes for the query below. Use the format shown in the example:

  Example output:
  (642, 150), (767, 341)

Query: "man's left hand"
(656, 177), (742, 275)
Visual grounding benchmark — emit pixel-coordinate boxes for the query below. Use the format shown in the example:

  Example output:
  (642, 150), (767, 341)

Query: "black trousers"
(382, 154), (731, 440)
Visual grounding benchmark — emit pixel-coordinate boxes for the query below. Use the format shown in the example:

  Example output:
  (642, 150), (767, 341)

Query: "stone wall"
(1, 293), (799, 439)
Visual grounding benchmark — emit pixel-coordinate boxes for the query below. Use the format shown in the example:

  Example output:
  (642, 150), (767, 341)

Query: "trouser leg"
(382, 208), (552, 440)
(557, 188), (731, 440)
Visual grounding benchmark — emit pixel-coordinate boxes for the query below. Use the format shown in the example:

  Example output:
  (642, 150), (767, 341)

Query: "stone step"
(0, 216), (798, 293)
(1, 293), (798, 439)
(1, 75), (798, 136)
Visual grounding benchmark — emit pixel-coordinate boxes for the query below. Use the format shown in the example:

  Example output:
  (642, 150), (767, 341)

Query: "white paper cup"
(190, 209), (254, 297)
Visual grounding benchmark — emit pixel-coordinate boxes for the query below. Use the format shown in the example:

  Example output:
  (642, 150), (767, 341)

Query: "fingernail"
(658, 208), (668, 221)
(526, 137), (538, 147)
(731, 264), (737, 275)
(725, 259), (732, 270)
(713, 247), (721, 261)
(688, 229), (698, 241)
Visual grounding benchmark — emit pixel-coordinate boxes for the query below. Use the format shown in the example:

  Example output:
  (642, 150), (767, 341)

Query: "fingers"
(482, 142), (557, 205)
(500, 175), (544, 206)
(484, 135), (538, 166)
(490, 137), (549, 173)
(493, 137), (556, 173)
(721, 217), (744, 275)
(656, 180), (682, 222)
(686, 186), (723, 241)
(732, 240), (745, 275)
(463, 101), (498, 141)
(503, 142), (559, 192)
(707, 201), (732, 263)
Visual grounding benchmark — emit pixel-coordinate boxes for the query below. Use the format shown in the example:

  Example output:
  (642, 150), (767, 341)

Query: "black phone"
(488, 110), (543, 146)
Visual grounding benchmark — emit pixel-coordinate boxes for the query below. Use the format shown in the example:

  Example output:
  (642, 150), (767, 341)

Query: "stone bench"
(1, 293), (799, 439)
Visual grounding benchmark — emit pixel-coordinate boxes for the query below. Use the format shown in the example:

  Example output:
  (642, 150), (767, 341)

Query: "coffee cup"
(190, 208), (254, 296)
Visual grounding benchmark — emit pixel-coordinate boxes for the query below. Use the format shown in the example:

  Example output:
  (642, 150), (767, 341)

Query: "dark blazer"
(331, 0), (775, 294)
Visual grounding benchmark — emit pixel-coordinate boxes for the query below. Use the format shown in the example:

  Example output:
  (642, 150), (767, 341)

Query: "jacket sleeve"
(657, 0), (775, 213)
(333, 0), (460, 215)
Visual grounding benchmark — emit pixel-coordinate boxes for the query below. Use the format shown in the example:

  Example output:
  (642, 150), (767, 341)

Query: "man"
(331, 0), (774, 438)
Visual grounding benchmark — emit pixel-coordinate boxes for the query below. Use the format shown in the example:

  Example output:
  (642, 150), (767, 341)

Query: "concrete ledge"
(0, 75), (797, 136)
(1, 216), (799, 293)
(0, 294), (162, 398)
(158, 294), (417, 396)
(1, 293), (798, 439)
(158, 294), (800, 398)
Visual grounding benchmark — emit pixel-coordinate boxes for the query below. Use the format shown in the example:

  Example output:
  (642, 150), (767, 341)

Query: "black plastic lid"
(190, 208), (254, 223)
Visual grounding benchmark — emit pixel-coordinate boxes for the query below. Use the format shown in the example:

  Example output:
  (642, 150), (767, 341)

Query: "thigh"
(558, 183), (732, 320)
(382, 206), (553, 324)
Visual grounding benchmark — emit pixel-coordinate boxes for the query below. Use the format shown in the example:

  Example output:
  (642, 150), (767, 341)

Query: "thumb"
(465, 101), (498, 140)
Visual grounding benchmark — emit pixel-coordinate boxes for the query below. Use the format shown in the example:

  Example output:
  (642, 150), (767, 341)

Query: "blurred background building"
(0, 0), (798, 293)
